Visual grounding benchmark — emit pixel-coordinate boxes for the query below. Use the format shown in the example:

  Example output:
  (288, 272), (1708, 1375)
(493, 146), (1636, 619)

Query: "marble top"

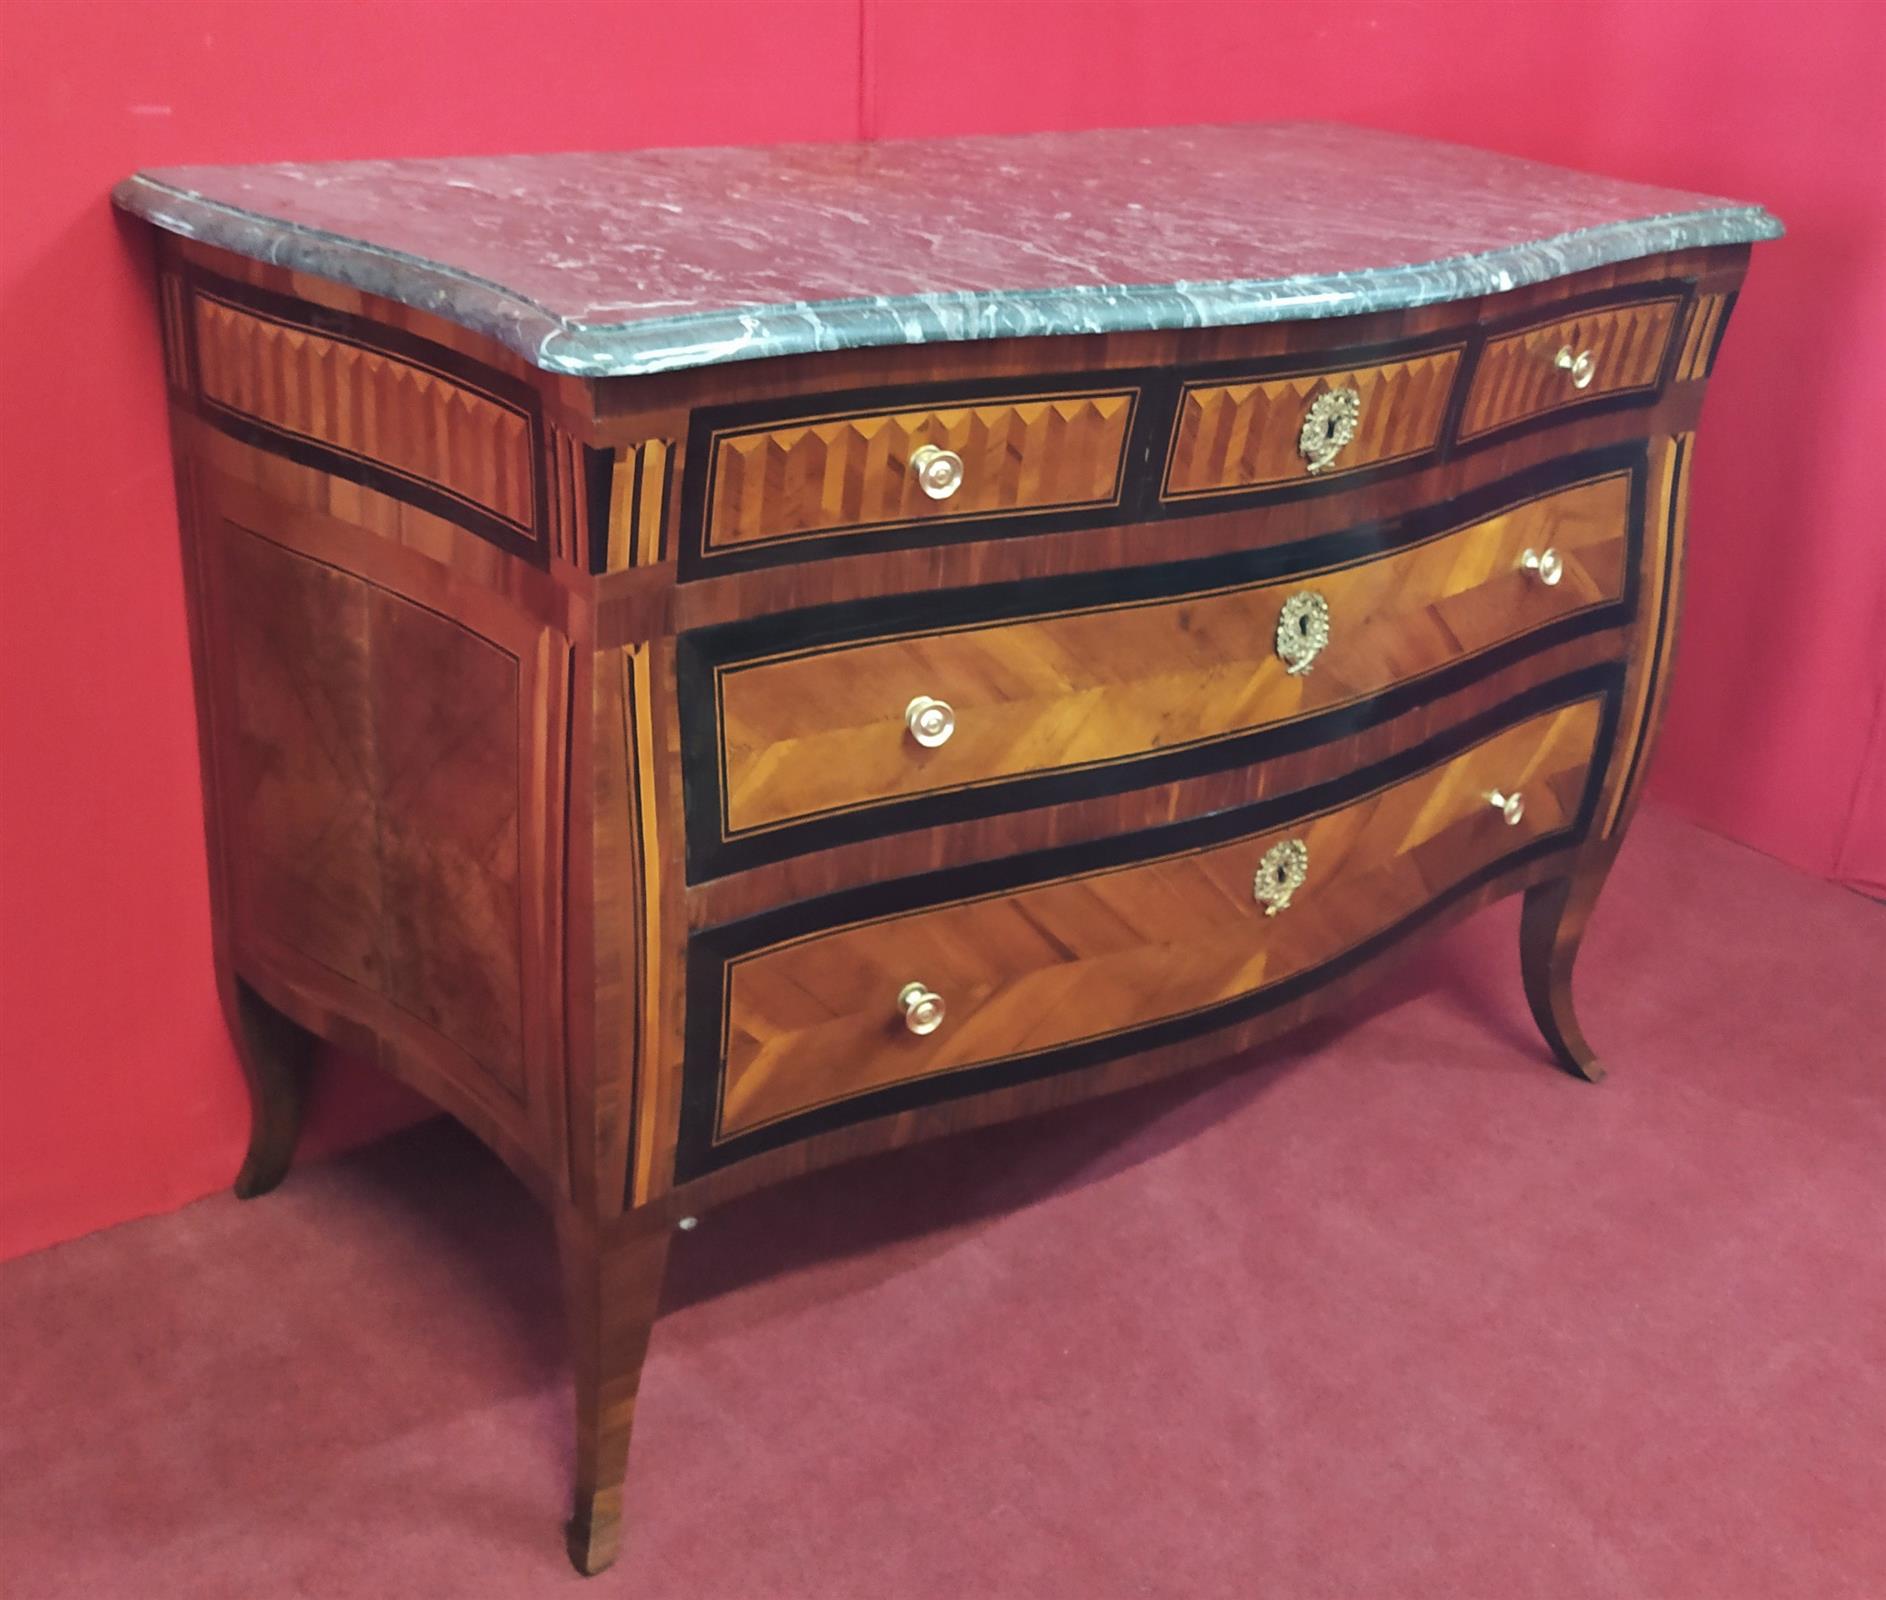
(114, 123), (1780, 379)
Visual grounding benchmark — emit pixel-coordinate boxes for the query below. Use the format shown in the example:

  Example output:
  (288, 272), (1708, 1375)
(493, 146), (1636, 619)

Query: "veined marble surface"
(113, 123), (1781, 378)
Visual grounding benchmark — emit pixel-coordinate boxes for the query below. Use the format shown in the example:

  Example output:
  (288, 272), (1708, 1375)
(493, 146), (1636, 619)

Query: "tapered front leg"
(228, 977), (318, 1198)
(558, 1205), (674, 1577)
(1519, 870), (1607, 1084)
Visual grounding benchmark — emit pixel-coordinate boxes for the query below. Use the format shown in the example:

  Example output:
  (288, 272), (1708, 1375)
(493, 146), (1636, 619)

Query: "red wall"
(3, 0), (1880, 1264)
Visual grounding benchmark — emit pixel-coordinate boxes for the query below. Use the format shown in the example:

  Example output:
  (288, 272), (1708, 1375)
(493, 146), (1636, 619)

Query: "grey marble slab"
(114, 122), (1781, 379)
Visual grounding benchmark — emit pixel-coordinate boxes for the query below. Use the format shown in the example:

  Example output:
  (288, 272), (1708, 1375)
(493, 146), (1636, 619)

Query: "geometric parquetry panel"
(194, 292), (537, 535)
(1164, 347), (1462, 498)
(713, 694), (1605, 1141)
(1460, 295), (1680, 440)
(215, 523), (526, 1097)
(705, 389), (1138, 549)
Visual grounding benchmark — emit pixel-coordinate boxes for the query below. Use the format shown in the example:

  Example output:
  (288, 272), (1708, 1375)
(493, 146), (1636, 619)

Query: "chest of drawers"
(115, 123), (1779, 1574)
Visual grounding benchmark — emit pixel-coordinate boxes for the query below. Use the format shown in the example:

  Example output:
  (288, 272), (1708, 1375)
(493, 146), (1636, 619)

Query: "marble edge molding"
(111, 173), (1783, 380)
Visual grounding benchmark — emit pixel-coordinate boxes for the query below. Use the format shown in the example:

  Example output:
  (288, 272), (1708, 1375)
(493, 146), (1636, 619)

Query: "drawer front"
(699, 386), (1139, 555)
(681, 674), (1615, 1174)
(1460, 293), (1683, 441)
(1162, 344), (1464, 501)
(689, 448), (1642, 874)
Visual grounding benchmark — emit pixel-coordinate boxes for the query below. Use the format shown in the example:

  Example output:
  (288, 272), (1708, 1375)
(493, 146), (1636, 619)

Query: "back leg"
(228, 977), (317, 1198)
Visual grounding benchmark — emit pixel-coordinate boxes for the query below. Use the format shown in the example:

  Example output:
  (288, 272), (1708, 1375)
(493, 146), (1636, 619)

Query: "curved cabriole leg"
(1519, 872), (1607, 1084)
(229, 978), (317, 1198)
(558, 1207), (673, 1577)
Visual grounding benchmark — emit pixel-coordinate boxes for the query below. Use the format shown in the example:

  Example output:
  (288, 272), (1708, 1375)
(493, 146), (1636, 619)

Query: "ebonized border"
(181, 266), (550, 567)
(583, 445), (617, 575)
(668, 659), (1625, 1184)
(677, 441), (1649, 882)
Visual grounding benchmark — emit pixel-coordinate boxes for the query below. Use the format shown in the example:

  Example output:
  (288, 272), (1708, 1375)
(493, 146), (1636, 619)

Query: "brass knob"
(909, 443), (965, 500)
(1555, 345), (1596, 390)
(1520, 547), (1564, 587)
(1275, 590), (1331, 677)
(1253, 838), (1310, 916)
(1488, 790), (1526, 827)
(904, 695), (956, 749)
(1298, 387), (1362, 474)
(898, 982), (946, 1036)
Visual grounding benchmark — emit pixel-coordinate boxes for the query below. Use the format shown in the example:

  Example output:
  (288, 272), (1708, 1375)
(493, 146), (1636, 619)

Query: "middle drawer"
(683, 450), (1641, 878)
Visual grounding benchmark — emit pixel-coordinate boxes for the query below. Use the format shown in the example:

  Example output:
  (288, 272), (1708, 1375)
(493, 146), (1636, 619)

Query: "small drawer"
(690, 687), (1607, 1160)
(700, 461), (1634, 854)
(1161, 343), (1464, 501)
(698, 385), (1139, 556)
(1459, 293), (1683, 441)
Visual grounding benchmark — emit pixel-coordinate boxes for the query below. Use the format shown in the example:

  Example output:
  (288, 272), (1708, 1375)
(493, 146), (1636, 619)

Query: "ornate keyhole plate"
(1298, 387), (1361, 474)
(1275, 589), (1331, 677)
(1254, 838), (1310, 916)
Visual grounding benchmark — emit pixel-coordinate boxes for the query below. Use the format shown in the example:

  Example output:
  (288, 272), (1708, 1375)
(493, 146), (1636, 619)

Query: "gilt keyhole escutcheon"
(1275, 590), (1331, 676)
(1253, 838), (1311, 916)
(1298, 387), (1361, 474)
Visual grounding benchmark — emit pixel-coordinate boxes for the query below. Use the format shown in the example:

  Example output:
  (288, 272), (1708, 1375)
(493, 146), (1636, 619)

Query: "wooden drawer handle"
(1554, 345), (1596, 390)
(910, 443), (965, 500)
(1488, 789), (1526, 826)
(898, 982), (947, 1036)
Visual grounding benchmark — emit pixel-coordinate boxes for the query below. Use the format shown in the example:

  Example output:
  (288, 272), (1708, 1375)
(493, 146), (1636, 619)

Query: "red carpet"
(5, 803), (1883, 1599)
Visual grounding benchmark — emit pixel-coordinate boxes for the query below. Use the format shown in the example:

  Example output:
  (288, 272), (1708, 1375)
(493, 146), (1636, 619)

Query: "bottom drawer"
(681, 672), (1615, 1176)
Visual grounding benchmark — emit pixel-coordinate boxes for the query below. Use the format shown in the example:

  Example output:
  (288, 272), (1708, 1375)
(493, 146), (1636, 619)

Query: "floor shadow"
(316, 905), (1554, 1358)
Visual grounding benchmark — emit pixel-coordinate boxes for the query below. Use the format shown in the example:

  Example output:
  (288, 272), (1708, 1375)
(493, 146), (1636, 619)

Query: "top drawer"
(1160, 343), (1465, 503)
(1460, 292), (1683, 442)
(697, 386), (1139, 558)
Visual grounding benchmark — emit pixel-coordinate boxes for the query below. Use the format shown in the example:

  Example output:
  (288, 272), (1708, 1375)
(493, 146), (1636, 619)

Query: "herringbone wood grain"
(1163, 347), (1462, 498)
(717, 471), (1628, 836)
(705, 388), (1136, 550)
(1460, 294), (1681, 440)
(717, 696), (1603, 1139)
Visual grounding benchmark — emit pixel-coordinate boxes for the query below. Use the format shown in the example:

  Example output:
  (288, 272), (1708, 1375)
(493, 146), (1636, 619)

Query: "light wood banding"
(1676, 294), (1729, 382)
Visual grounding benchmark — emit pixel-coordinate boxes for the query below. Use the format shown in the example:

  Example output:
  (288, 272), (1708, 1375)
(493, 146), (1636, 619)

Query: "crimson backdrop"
(3, 0), (1881, 1264)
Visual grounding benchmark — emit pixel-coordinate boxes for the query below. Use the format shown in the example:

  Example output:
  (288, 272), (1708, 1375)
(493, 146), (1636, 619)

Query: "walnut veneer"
(136, 223), (1753, 1575)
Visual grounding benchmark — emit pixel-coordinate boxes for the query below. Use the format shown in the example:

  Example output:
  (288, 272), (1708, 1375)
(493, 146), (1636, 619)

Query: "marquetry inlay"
(158, 272), (191, 392)
(1162, 347), (1462, 499)
(1459, 295), (1681, 440)
(703, 388), (1137, 550)
(1605, 432), (1694, 837)
(712, 695), (1605, 1142)
(1675, 294), (1731, 382)
(191, 289), (538, 535)
(605, 440), (675, 570)
(711, 468), (1632, 841)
